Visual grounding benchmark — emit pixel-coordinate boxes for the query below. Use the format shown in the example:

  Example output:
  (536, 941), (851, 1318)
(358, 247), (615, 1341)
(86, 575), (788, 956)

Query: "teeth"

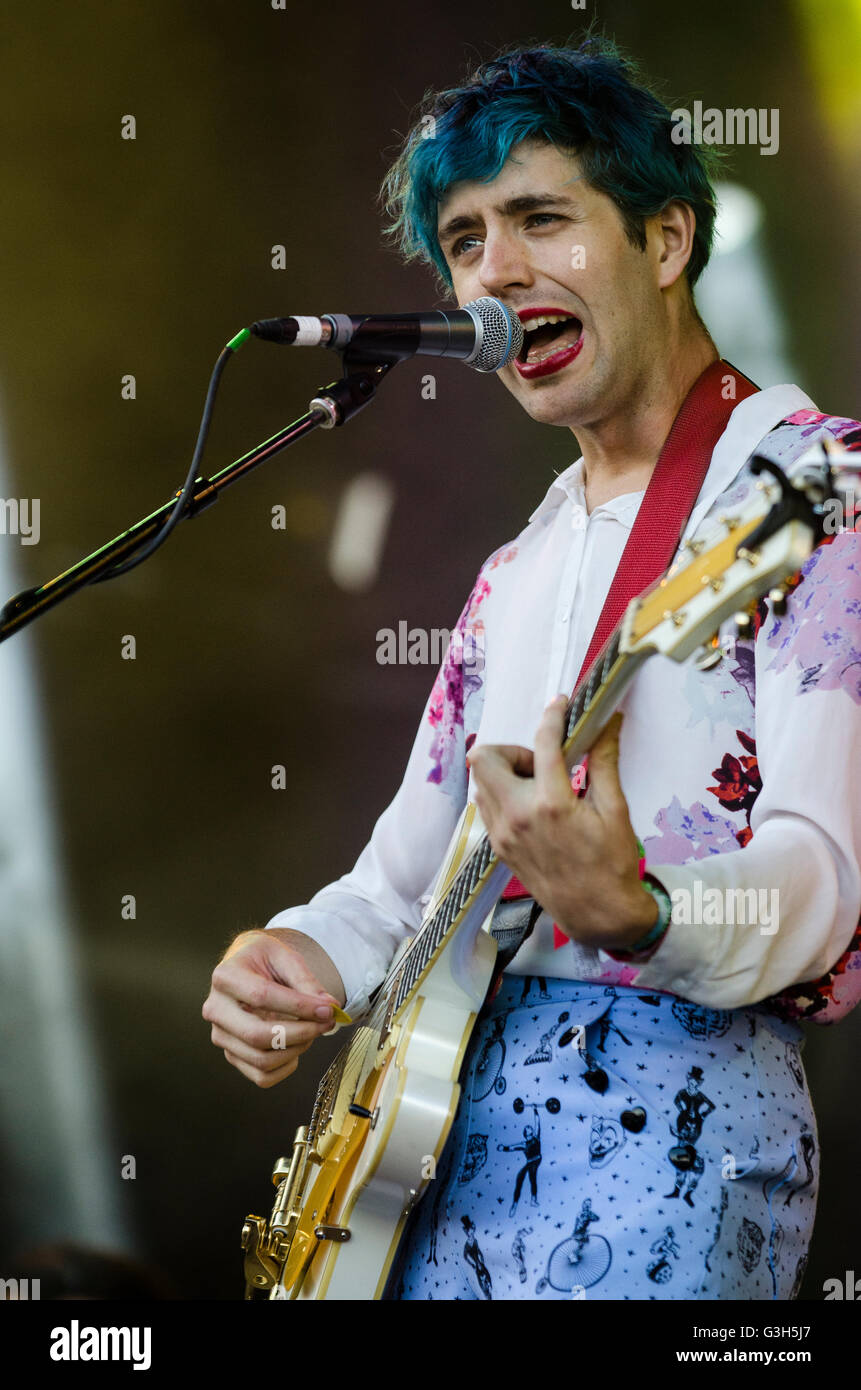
(519, 315), (583, 366)
(523, 313), (572, 328)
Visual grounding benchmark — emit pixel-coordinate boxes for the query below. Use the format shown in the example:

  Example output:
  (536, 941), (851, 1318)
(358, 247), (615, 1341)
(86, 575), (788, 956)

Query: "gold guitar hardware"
(733, 610), (753, 635)
(241, 1215), (281, 1297)
(736, 546), (760, 566)
(768, 587), (788, 616)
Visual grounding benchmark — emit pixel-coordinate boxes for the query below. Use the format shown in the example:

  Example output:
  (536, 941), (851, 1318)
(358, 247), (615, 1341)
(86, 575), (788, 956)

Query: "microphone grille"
(464, 297), (524, 372)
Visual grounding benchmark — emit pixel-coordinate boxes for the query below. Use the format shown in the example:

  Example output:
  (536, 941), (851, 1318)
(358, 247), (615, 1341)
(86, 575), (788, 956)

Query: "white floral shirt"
(265, 385), (861, 1028)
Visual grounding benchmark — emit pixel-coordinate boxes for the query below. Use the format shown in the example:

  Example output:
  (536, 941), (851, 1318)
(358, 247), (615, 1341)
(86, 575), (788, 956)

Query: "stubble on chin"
(506, 375), (592, 429)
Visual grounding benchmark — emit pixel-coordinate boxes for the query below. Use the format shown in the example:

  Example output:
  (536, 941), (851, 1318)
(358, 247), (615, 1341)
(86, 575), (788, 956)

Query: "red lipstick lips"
(514, 306), (584, 380)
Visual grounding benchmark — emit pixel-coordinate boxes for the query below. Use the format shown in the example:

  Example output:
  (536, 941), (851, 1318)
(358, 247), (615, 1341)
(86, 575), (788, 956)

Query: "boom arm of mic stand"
(0, 356), (395, 644)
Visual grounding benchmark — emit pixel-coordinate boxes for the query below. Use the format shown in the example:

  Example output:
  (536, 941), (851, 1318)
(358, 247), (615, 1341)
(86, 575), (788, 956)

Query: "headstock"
(623, 465), (823, 665)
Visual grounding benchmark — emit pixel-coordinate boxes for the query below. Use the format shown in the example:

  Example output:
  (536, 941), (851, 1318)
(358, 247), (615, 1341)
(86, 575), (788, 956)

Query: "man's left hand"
(466, 698), (658, 951)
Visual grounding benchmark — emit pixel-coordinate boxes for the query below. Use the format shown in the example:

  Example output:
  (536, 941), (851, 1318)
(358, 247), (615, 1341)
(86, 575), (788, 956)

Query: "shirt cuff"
(621, 861), (780, 1007)
(263, 906), (385, 1027)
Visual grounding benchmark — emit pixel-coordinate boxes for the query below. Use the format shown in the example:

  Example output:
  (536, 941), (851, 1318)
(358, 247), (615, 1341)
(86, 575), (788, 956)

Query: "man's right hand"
(202, 928), (347, 1089)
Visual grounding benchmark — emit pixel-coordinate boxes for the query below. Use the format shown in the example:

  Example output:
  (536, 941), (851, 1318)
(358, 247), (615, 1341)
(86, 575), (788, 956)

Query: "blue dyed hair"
(381, 39), (720, 291)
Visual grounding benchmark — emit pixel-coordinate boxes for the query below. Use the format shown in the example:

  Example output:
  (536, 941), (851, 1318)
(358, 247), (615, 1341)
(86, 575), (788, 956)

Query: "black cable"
(91, 338), (241, 583)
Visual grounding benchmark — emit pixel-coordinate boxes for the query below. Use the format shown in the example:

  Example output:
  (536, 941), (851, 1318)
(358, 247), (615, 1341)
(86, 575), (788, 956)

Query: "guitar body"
(268, 804), (499, 1300)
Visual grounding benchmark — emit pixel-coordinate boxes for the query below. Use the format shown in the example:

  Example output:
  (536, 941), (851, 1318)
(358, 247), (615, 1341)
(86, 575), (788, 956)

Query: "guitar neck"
(374, 622), (651, 1025)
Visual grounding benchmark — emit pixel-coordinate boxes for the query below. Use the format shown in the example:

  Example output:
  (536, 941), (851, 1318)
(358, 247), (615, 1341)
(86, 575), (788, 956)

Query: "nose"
(476, 227), (534, 299)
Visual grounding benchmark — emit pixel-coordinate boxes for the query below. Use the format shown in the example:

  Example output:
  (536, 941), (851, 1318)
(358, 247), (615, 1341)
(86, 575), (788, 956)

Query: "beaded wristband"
(629, 875), (672, 953)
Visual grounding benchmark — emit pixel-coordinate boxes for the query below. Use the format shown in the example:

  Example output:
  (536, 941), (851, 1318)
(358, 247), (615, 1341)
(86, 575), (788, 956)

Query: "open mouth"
(515, 310), (584, 378)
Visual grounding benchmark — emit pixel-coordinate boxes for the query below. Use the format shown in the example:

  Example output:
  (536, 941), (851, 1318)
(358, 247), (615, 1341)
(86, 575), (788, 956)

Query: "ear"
(650, 200), (697, 291)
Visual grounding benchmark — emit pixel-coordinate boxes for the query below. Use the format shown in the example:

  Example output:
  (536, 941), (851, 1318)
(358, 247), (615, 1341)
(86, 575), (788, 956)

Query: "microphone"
(248, 296), (523, 372)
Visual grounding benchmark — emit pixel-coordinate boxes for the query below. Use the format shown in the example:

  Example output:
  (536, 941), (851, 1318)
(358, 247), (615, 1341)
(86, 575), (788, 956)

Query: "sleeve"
(630, 526), (861, 1012)
(263, 580), (481, 1023)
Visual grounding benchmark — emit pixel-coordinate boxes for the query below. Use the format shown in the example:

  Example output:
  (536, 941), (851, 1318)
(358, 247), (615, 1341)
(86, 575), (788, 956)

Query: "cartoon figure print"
(784, 1125), (816, 1207)
(472, 1012), (509, 1100)
(511, 1227), (532, 1285)
(703, 1185), (729, 1274)
(536, 1198), (612, 1294)
(457, 1133), (489, 1185)
(498, 1103), (542, 1217)
(647, 1226), (681, 1284)
(665, 1065), (716, 1207)
(589, 1117), (626, 1168)
(425, 1148), (457, 1266)
(525, 1011), (570, 1065)
(461, 1215), (492, 1300)
(784, 1041), (805, 1090)
(763, 1125), (817, 1212)
(593, 987), (633, 1053)
(737, 1216), (765, 1275)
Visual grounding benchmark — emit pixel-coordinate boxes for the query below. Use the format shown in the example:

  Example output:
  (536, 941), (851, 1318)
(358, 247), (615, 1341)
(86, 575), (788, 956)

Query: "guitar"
(240, 452), (831, 1300)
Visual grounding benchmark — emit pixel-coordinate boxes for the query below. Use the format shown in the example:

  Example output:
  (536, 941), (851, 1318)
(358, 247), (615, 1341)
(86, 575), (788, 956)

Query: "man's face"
(437, 140), (669, 431)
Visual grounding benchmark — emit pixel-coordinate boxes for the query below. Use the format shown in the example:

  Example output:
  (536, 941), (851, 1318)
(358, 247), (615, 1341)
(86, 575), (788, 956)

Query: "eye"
(448, 213), (565, 261)
(526, 213), (563, 228)
(451, 233), (483, 259)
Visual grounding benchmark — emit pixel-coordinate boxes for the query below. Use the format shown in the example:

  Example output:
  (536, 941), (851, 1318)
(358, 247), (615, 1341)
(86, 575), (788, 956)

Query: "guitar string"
(304, 628), (630, 1145)
(364, 627), (625, 1031)
(301, 629), (630, 1154)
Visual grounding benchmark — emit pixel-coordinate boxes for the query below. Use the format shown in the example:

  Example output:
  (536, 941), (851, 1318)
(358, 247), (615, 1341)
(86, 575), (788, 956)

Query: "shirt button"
(560, 611), (569, 624)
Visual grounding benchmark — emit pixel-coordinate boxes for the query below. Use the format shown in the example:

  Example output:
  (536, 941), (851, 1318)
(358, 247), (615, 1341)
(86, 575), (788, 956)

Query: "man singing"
(203, 41), (861, 1299)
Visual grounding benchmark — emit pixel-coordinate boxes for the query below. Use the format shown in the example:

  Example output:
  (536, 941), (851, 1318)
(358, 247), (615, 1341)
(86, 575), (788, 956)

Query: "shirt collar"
(527, 382), (818, 529)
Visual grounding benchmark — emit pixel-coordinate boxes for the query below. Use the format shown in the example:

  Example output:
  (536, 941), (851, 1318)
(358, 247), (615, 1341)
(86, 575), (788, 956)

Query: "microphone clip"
(309, 350), (398, 428)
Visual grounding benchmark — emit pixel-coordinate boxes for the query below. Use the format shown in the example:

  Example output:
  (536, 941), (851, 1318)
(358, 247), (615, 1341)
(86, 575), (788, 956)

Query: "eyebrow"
(437, 192), (581, 247)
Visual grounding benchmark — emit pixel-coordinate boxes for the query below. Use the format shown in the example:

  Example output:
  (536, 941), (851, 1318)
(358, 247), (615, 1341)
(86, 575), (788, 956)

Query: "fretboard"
(366, 621), (645, 1033)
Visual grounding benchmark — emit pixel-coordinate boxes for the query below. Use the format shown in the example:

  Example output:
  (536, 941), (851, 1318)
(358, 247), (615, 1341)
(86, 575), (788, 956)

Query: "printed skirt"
(382, 976), (818, 1300)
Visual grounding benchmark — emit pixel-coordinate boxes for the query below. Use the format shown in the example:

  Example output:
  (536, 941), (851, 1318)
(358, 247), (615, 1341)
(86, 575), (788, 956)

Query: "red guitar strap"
(499, 357), (760, 944)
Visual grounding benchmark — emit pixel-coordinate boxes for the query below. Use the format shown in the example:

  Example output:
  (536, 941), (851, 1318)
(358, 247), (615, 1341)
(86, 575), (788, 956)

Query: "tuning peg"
(768, 587), (788, 616)
(733, 610), (753, 638)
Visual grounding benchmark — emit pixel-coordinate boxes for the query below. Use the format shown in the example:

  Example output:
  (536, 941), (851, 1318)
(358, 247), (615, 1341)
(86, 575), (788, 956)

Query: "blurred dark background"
(0, 0), (858, 1299)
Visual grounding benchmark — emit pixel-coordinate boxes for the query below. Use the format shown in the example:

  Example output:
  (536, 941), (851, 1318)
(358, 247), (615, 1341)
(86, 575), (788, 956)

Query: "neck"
(576, 328), (719, 512)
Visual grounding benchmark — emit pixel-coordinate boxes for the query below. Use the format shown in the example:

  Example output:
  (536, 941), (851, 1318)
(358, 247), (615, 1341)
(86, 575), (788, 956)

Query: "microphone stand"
(0, 350), (397, 643)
